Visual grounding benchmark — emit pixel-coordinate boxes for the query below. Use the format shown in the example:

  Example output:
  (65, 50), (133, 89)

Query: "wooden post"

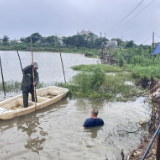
(0, 56), (6, 97)
(16, 50), (23, 74)
(58, 47), (66, 83)
(30, 37), (37, 112)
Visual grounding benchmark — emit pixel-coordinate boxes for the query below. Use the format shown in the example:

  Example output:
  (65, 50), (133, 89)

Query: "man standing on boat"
(21, 62), (39, 108)
(82, 109), (104, 129)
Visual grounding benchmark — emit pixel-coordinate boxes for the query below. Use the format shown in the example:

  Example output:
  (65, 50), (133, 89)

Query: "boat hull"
(0, 86), (69, 120)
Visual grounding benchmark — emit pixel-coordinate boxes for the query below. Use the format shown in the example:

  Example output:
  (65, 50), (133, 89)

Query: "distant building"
(54, 34), (62, 39)
(9, 39), (21, 43)
(78, 30), (91, 35)
(107, 41), (118, 48)
(54, 34), (65, 46)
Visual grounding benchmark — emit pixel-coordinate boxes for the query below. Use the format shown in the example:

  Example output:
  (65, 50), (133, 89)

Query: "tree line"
(0, 32), (145, 50)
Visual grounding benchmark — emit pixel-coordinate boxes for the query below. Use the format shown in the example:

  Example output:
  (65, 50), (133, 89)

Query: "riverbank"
(128, 118), (158, 160)
(0, 46), (99, 54)
(128, 83), (160, 160)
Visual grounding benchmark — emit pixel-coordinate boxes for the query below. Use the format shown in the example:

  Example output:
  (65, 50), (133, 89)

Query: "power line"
(155, 33), (160, 39)
(141, 37), (152, 45)
(107, 0), (155, 35)
(107, 0), (144, 33)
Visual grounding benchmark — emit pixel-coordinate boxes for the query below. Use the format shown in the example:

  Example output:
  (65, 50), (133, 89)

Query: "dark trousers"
(22, 86), (37, 108)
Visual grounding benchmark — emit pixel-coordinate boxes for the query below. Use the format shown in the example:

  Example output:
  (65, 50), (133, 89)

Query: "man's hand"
(33, 82), (36, 86)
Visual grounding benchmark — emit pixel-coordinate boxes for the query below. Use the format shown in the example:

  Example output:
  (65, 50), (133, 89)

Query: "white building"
(78, 30), (91, 35)
(107, 41), (118, 47)
(54, 34), (62, 39)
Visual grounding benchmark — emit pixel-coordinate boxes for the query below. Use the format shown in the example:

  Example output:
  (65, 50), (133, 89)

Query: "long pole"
(58, 46), (66, 83)
(152, 32), (154, 48)
(156, 99), (160, 159)
(16, 50), (23, 74)
(0, 56), (6, 97)
(142, 125), (160, 160)
(30, 37), (37, 112)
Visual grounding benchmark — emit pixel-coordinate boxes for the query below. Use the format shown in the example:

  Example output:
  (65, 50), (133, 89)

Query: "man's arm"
(23, 65), (32, 74)
(82, 119), (88, 129)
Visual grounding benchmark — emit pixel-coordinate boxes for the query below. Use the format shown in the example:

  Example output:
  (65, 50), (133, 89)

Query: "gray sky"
(0, 0), (159, 45)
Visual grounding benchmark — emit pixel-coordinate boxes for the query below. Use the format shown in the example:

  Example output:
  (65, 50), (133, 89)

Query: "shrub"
(89, 67), (106, 90)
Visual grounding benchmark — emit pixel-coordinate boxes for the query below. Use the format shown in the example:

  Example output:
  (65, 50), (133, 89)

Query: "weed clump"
(58, 66), (140, 101)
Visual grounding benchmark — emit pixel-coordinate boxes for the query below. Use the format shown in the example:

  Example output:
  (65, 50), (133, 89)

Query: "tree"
(21, 37), (30, 43)
(86, 32), (98, 48)
(2, 35), (9, 45)
(94, 37), (108, 48)
(30, 32), (42, 43)
(62, 35), (87, 48)
(117, 53), (124, 67)
(125, 40), (135, 48)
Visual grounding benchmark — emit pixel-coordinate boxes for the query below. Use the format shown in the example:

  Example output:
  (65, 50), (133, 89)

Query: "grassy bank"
(0, 45), (99, 54)
(72, 64), (123, 72)
(60, 63), (160, 100)
(58, 65), (142, 101)
(0, 81), (45, 93)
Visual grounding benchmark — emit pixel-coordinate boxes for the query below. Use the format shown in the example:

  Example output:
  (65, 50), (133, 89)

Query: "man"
(21, 62), (39, 108)
(82, 109), (104, 129)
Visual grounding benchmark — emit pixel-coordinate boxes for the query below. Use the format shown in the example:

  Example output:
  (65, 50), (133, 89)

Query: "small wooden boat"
(0, 86), (69, 120)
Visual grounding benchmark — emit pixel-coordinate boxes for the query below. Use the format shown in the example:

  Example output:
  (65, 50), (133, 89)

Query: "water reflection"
(72, 98), (106, 112)
(17, 115), (48, 154)
(25, 137), (46, 154)
(84, 126), (103, 139)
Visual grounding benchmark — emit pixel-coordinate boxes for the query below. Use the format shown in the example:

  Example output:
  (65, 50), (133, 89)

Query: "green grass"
(72, 64), (123, 72)
(0, 81), (46, 92)
(121, 64), (160, 82)
(58, 67), (141, 101)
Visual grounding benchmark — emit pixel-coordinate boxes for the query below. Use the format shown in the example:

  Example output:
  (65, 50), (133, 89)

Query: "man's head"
(33, 62), (38, 70)
(91, 109), (98, 118)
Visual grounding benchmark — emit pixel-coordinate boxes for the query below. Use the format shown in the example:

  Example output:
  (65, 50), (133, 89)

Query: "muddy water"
(0, 51), (150, 159)
(0, 51), (98, 84)
(0, 97), (149, 160)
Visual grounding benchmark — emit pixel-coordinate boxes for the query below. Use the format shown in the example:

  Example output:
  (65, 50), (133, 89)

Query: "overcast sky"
(0, 0), (159, 45)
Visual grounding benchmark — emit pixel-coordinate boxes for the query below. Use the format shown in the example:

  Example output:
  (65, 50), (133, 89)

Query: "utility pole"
(152, 32), (154, 48)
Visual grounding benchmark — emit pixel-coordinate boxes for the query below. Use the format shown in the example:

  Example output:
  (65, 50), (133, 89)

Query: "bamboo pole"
(16, 50), (23, 74)
(30, 37), (37, 112)
(0, 56), (6, 97)
(58, 46), (66, 83)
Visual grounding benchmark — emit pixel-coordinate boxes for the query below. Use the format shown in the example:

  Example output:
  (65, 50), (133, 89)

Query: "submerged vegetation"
(0, 81), (45, 93)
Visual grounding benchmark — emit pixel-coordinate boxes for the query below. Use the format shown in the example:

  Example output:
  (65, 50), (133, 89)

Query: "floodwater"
(0, 51), (99, 84)
(0, 51), (150, 160)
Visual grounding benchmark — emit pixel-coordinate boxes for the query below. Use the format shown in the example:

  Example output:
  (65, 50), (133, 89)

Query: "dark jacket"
(21, 65), (39, 92)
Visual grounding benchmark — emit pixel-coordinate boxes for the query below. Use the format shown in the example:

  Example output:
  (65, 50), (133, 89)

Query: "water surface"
(0, 97), (149, 160)
(0, 51), (150, 159)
